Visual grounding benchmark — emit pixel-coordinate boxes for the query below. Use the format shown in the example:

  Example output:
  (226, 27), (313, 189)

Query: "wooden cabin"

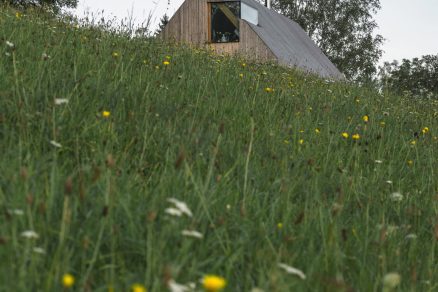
(161, 0), (344, 79)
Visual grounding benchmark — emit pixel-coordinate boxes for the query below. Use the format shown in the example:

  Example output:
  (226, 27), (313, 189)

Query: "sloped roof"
(241, 0), (344, 79)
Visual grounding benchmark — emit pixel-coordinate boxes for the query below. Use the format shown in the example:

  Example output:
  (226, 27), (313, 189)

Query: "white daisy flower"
(277, 263), (306, 280)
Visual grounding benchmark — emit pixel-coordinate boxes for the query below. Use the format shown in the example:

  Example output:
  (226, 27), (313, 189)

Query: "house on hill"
(160, 0), (344, 79)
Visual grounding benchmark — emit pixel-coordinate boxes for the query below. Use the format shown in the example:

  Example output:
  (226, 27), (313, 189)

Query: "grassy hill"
(1, 6), (437, 291)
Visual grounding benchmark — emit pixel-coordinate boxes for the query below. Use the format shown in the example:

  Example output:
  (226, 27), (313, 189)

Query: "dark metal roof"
(241, 0), (344, 79)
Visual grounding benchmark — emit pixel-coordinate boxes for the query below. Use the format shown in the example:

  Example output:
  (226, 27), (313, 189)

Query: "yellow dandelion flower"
(277, 222), (283, 229)
(239, 73), (244, 78)
(102, 111), (111, 118)
(362, 115), (369, 123)
(241, 63), (246, 67)
(341, 132), (349, 139)
(202, 275), (226, 292)
(112, 52), (119, 58)
(62, 273), (75, 288)
(410, 140), (416, 145)
(131, 283), (147, 292)
(163, 60), (170, 66)
(264, 87), (273, 93)
(15, 12), (22, 19)
(298, 139), (304, 145)
(352, 133), (360, 140)
(380, 121), (386, 127)
(422, 127), (429, 134)
(315, 128), (321, 134)
(407, 160), (413, 166)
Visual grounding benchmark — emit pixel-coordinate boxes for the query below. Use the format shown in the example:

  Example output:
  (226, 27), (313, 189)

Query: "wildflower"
(33, 247), (46, 254)
(407, 160), (413, 166)
(8, 209), (24, 215)
(422, 127), (429, 134)
(380, 121), (386, 127)
(341, 132), (349, 139)
(15, 12), (22, 19)
(362, 115), (369, 123)
(315, 128), (321, 134)
(20, 230), (39, 239)
(264, 87), (273, 93)
(277, 263), (306, 280)
(389, 192), (403, 202)
(6, 41), (15, 48)
(50, 140), (62, 148)
(386, 180), (393, 184)
(202, 275), (226, 292)
(277, 222), (283, 229)
(298, 139), (304, 145)
(241, 63), (246, 67)
(112, 52), (119, 58)
(167, 198), (193, 217)
(168, 279), (195, 292)
(382, 273), (401, 291)
(54, 98), (69, 105)
(352, 133), (360, 140)
(410, 140), (416, 145)
(62, 273), (75, 288)
(131, 283), (147, 292)
(163, 60), (170, 66)
(181, 230), (203, 239)
(102, 111), (111, 118)
(239, 73), (243, 78)
(374, 160), (383, 164)
(165, 208), (183, 217)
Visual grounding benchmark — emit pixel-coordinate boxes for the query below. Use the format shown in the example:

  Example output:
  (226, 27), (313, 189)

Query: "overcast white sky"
(72, 0), (438, 64)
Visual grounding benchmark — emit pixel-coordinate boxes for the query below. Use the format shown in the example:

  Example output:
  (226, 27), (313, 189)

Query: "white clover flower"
(21, 230), (39, 239)
(390, 192), (403, 202)
(386, 180), (393, 184)
(375, 160), (383, 164)
(54, 98), (69, 105)
(49, 140), (62, 148)
(167, 198), (193, 217)
(5, 41), (14, 48)
(181, 230), (203, 239)
(277, 263), (306, 280)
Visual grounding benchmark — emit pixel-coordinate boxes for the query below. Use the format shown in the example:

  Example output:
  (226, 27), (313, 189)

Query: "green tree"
(4, 0), (78, 11)
(155, 13), (169, 36)
(271, 0), (384, 81)
(379, 55), (438, 99)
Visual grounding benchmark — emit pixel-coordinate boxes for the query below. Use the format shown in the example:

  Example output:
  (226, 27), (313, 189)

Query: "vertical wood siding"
(161, 0), (276, 63)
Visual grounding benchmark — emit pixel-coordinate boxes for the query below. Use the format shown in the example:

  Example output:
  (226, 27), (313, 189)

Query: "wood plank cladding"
(161, 0), (276, 63)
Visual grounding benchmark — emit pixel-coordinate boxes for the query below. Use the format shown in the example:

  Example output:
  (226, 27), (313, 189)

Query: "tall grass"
(0, 6), (437, 291)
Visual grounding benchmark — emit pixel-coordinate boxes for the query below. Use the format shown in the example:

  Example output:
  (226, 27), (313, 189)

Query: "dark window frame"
(208, 1), (241, 44)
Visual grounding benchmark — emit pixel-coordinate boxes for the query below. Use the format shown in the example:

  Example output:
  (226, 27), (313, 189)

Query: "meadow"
(0, 6), (437, 291)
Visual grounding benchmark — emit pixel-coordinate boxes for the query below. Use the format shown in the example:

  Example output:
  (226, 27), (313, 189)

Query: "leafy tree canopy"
(271, 0), (384, 81)
(379, 55), (438, 99)
(4, 0), (78, 12)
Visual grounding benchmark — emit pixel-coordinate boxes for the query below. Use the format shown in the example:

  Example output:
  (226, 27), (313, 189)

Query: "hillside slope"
(1, 7), (437, 291)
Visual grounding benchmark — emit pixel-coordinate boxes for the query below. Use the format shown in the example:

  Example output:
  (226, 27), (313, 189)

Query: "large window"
(210, 2), (240, 43)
